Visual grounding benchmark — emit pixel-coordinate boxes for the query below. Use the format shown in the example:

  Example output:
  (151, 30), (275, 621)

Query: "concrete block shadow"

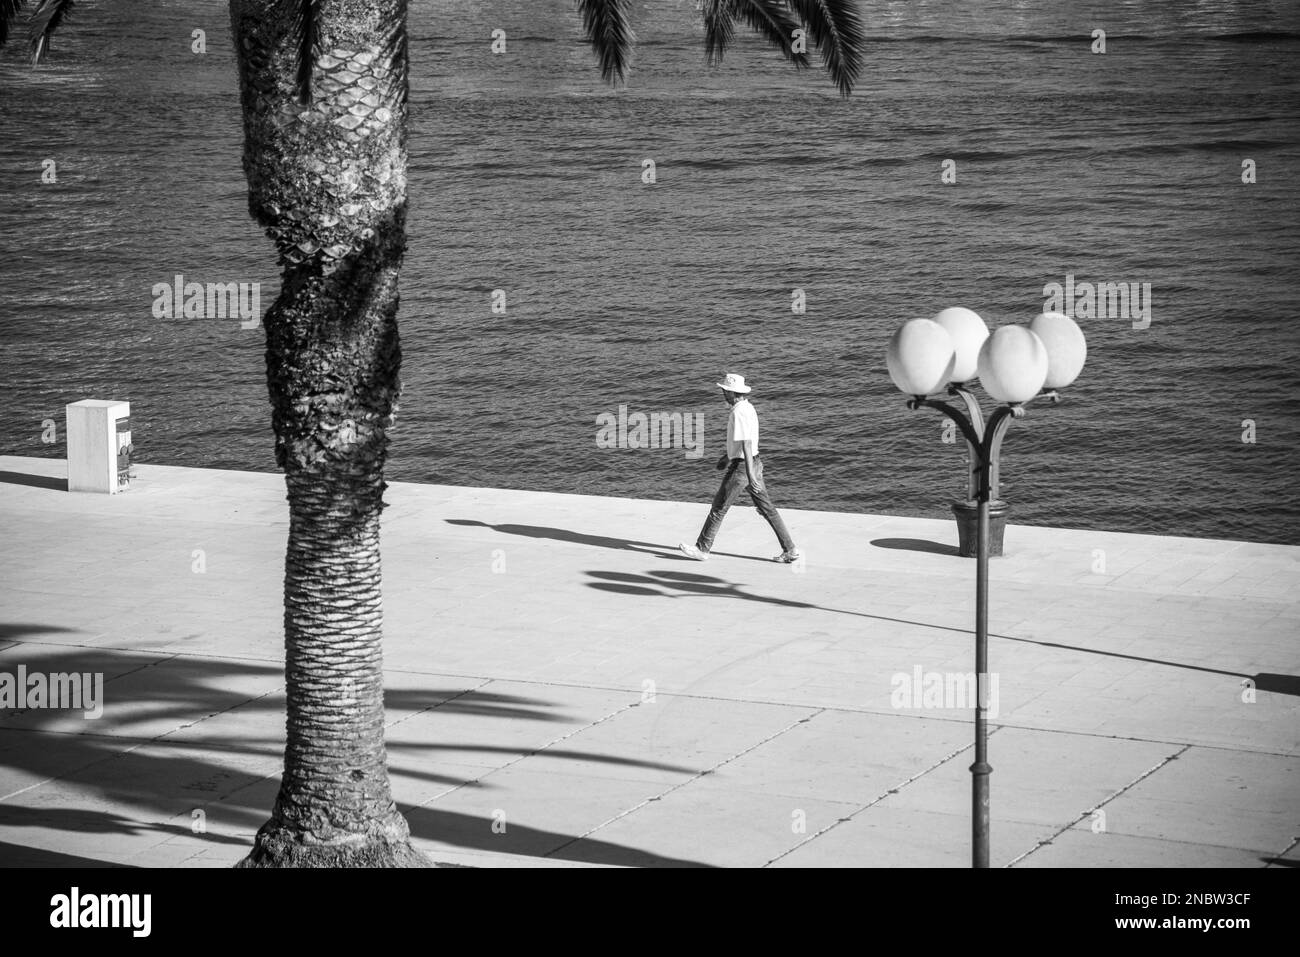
(0, 470), (67, 492)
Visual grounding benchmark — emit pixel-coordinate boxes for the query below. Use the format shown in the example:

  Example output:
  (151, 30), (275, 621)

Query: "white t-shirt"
(726, 398), (759, 459)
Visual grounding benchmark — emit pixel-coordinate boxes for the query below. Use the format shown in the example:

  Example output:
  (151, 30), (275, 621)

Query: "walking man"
(680, 373), (802, 563)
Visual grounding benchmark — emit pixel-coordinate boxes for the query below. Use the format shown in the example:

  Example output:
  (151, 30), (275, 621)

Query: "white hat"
(716, 372), (752, 394)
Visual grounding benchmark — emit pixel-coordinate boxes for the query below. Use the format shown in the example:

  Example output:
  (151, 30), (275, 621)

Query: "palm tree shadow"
(0, 805), (250, 847)
(0, 840), (126, 867)
(401, 805), (712, 867)
(0, 643), (715, 867)
(387, 688), (578, 723)
(444, 518), (768, 562)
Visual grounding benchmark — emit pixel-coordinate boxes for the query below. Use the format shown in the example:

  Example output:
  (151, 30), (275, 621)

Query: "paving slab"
(1073, 746), (1300, 854)
(562, 780), (864, 868)
(405, 768), (708, 866)
(1014, 830), (1277, 868)
(769, 805), (1053, 868)
(693, 708), (973, 804)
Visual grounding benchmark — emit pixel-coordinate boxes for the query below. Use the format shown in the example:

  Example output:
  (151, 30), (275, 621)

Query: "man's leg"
(747, 458), (796, 554)
(696, 461), (746, 553)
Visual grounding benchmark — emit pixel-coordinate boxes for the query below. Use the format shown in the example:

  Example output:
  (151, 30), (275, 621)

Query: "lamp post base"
(952, 500), (1008, 558)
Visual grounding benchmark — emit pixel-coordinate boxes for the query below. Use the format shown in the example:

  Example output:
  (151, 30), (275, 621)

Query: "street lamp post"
(886, 309), (1086, 869)
(907, 385), (1057, 867)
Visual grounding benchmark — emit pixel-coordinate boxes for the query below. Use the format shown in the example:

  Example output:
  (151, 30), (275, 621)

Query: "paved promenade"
(0, 454), (1296, 867)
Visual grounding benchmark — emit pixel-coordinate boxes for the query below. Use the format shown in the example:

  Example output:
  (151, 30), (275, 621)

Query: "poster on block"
(116, 417), (132, 490)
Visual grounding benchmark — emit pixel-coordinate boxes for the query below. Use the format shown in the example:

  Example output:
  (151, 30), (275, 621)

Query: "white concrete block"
(66, 399), (131, 494)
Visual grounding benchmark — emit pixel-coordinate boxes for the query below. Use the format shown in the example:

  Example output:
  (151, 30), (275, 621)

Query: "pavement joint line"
(0, 725), (157, 745)
(375, 672), (1300, 760)
(1006, 743), (1194, 867)
(4, 631), (1294, 761)
(377, 670), (995, 728)
(1015, 829), (1296, 862)
(24, 595), (1287, 682)
(761, 725), (999, 867)
(4, 647), (1293, 762)
(411, 694), (644, 810)
(542, 707), (827, 859)
(0, 637), (284, 668)
(0, 641), (181, 685)
(9, 627), (1283, 715)
(194, 765), (287, 815)
(382, 677), (496, 732)
(159, 684), (288, 735)
(963, 719), (1299, 760)
(5, 644), (1291, 759)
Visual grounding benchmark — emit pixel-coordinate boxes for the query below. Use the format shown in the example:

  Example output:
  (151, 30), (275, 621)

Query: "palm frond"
(27, 0), (72, 65)
(376, 0), (409, 109)
(701, 0), (735, 66)
(282, 0), (405, 109)
(788, 0), (864, 96)
(0, 0), (27, 50)
(577, 0), (634, 85)
(288, 0), (319, 105)
(731, 0), (811, 70)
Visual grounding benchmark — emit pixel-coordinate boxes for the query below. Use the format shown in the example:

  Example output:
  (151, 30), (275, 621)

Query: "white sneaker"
(679, 543), (709, 561)
(772, 547), (802, 564)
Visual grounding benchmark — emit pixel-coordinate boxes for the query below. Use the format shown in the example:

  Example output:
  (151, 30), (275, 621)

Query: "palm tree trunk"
(228, 0), (427, 867)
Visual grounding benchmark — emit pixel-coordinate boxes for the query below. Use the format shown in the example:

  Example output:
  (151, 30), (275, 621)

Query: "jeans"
(696, 456), (795, 553)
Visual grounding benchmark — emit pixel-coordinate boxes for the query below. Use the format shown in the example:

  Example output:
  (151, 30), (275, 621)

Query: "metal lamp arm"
(906, 397), (983, 449)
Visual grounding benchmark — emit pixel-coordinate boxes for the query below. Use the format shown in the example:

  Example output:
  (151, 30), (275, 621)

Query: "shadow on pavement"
(446, 519), (666, 555)
(0, 644), (713, 867)
(582, 570), (1300, 695)
(587, 569), (814, 611)
(0, 839), (126, 867)
(1254, 673), (1300, 696)
(0, 805), (250, 847)
(0, 623), (80, 640)
(402, 805), (712, 868)
(444, 518), (770, 562)
(870, 537), (961, 557)
(0, 470), (67, 492)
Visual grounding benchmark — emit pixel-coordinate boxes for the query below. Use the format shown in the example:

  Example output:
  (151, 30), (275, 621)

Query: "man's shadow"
(444, 519), (769, 562)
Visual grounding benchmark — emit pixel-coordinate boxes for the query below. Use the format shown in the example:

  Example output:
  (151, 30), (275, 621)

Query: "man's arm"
(742, 442), (764, 493)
